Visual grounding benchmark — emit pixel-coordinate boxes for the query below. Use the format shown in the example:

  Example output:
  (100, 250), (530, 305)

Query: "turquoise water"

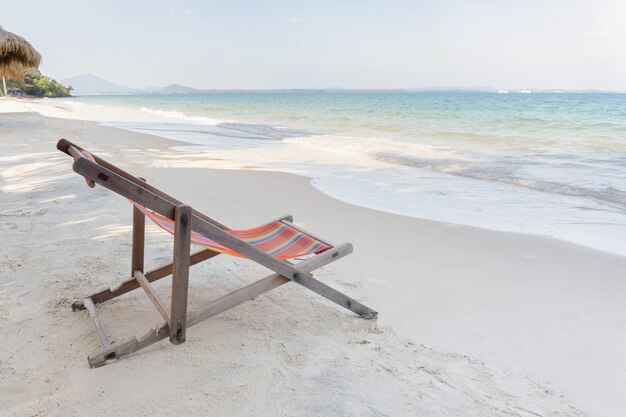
(72, 92), (626, 255)
(79, 92), (626, 148)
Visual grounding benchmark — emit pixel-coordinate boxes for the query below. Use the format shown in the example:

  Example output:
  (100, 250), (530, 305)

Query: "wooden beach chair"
(57, 139), (377, 367)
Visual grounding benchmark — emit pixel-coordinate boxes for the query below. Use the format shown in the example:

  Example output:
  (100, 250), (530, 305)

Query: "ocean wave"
(285, 134), (464, 161)
(217, 122), (311, 140)
(285, 133), (626, 208)
(139, 107), (222, 125)
(110, 121), (312, 142)
(374, 152), (626, 209)
(60, 100), (85, 107)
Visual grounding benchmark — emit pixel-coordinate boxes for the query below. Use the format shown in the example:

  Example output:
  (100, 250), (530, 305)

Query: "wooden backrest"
(57, 138), (227, 229)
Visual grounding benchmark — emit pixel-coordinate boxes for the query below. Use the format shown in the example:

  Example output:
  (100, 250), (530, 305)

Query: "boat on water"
(518, 89), (532, 94)
(497, 90), (509, 94)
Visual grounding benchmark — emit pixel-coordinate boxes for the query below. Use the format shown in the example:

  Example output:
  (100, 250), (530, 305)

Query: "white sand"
(1, 99), (625, 417)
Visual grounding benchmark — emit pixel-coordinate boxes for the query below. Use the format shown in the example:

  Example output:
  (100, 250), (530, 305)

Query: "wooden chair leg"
(170, 205), (192, 344)
(70, 213), (287, 311)
(71, 250), (219, 311)
(83, 297), (111, 347)
(86, 243), (352, 367)
(131, 198), (145, 276)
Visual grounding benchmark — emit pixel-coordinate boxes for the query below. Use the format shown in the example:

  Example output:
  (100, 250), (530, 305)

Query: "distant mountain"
(156, 84), (200, 94)
(59, 75), (624, 95)
(60, 74), (136, 94)
(60, 74), (202, 94)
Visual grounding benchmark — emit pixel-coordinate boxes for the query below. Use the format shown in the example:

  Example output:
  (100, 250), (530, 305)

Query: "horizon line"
(59, 74), (626, 94)
(70, 88), (626, 94)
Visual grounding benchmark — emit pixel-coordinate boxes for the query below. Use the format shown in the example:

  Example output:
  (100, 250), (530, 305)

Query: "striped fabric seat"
(133, 202), (331, 259)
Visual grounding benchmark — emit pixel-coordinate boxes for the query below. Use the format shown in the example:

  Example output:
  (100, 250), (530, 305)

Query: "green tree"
(7, 70), (72, 97)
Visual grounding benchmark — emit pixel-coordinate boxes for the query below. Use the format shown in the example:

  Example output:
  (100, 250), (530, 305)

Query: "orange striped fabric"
(134, 202), (331, 259)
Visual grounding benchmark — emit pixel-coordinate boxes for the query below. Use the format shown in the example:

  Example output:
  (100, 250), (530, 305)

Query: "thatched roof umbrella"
(0, 26), (41, 95)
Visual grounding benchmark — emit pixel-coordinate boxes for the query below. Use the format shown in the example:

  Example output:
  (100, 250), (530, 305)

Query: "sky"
(3, 0), (626, 90)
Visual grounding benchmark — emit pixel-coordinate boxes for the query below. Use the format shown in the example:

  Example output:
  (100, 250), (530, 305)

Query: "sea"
(66, 92), (626, 256)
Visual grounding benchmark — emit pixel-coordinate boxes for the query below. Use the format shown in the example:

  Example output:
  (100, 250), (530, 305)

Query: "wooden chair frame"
(57, 139), (377, 367)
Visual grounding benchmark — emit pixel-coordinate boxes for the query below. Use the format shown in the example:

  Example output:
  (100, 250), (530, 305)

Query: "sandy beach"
(1, 99), (625, 417)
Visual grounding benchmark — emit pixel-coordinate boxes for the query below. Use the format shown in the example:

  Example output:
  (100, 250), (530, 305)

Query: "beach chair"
(57, 139), (377, 367)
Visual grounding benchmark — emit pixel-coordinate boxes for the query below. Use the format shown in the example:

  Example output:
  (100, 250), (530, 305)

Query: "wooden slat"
(73, 156), (177, 219)
(56, 138), (75, 155)
(131, 201), (145, 275)
(83, 297), (111, 347)
(89, 336), (139, 367)
(87, 243), (352, 367)
(61, 139), (229, 230)
(187, 242), (354, 327)
(62, 140), (182, 208)
(134, 271), (170, 325)
(92, 153), (228, 230)
(144, 250), (217, 282)
(281, 219), (335, 247)
(170, 205), (192, 344)
(190, 218), (377, 318)
(72, 209), (297, 310)
(72, 250), (220, 309)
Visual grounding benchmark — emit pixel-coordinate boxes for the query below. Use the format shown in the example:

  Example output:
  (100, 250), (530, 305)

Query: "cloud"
(289, 16), (302, 24)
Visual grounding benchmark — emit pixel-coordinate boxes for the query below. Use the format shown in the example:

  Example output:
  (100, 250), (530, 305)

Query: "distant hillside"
(157, 84), (200, 94)
(61, 74), (136, 94)
(61, 74), (201, 94)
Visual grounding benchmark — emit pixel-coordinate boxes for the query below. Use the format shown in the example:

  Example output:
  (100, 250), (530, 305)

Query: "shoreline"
(3, 96), (626, 258)
(1, 107), (626, 416)
(4, 96), (623, 261)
